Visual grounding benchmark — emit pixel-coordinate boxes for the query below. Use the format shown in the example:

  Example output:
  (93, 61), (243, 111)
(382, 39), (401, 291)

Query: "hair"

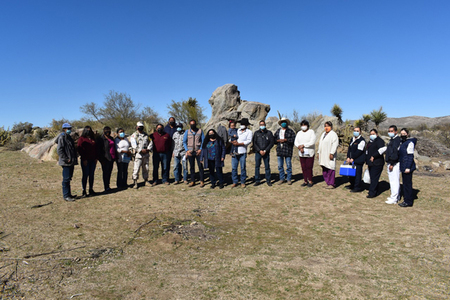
(202, 129), (219, 148)
(103, 126), (111, 132)
(189, 119), (197, 124)
(229, 120), (236, 128)
(400, 128), (409, 135)
(176, 122), (183, 128)
(370, 128), (378, 134)
(259, 120), (266, 124)
(389, 125), (398, 131)
(81, 126), (93, 138)
(168, 116), (175, 121)
(116, 127), (124, 133)
(353, 126), (361, 131)
(156, 123), (164, 129)
(325, 121), (333, 128)
(300, 120), (310, 128)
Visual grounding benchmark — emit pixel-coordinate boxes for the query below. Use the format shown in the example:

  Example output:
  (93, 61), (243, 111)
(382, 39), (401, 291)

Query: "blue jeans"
(153, 152), (169, 183)
(232, 153), (247, 184)
(62, 165), (74, 198)
(173, 155), (188, 182)
(254, 152), (271, 183)
(81, 159), (96, 191)
(277, 156), (292, 181)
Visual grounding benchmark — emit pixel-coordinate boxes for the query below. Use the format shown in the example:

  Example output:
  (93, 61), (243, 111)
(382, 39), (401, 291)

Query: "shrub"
(0, 127), (11, 146)
(7, 133), (25, 151)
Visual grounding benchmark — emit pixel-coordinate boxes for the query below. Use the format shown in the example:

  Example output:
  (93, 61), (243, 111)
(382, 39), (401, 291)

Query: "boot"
(81, 190), (87, 198)
(133, 179), (138, 189)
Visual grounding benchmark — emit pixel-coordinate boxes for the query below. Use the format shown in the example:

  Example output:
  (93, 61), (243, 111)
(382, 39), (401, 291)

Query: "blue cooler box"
(339, 163), (356, 177)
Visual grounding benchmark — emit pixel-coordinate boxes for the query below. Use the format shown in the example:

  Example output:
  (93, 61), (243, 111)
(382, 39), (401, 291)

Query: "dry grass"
(1, 148), (449, 299)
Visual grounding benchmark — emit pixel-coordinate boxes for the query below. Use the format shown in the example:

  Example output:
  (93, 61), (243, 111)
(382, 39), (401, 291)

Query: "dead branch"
(30, 201), (53, 209)
(23, 246), (86, 259)
(134, 216), (157, 233)
(0, 233), (12, 240)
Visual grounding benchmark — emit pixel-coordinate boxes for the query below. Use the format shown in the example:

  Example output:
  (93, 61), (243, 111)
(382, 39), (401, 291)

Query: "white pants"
(132, 155), (149, 180)
(387, 163), (400, 201)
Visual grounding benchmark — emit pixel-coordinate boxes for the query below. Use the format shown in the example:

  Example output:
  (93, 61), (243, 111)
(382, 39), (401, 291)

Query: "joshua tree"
(331, 104), (343, 124)
(370, 107), (387, 130)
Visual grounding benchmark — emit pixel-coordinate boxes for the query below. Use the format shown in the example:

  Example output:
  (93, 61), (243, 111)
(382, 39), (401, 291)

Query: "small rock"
(432, 162), (440, 168)
(190, 221), (198, 226)
(417, 155), (432, 163)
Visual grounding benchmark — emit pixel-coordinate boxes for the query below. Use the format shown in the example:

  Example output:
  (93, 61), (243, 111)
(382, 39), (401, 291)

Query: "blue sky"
(1, 0), (449, 129)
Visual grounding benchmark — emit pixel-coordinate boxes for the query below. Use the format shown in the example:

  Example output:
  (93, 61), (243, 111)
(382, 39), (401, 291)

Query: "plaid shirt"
(274, 128), (296, 157)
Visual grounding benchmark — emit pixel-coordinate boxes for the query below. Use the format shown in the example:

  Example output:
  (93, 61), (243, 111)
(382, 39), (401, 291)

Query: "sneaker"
(301, 182), (308, 187)
(325, 185), (335, 189)
(64, 197), (75, 202)
(398, 201), (412, 207)
(81, 190), (87, 198)
(385, 199), (398, 204)
(287, 180), (292, 185)
(307, 183), (313, 187)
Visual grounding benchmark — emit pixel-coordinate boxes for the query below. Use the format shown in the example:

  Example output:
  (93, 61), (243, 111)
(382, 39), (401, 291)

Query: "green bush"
(0, 127), (11, 146)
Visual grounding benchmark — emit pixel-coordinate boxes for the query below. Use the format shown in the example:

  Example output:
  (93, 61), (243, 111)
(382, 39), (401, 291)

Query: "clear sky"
(1, 0), (449, 129)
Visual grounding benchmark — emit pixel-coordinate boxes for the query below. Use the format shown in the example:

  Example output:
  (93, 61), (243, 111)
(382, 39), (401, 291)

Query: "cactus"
(0, 127), (11, 146)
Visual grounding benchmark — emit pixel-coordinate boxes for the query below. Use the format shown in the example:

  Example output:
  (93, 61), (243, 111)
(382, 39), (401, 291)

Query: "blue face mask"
(281, 123), (287, 128)
(370, 134), (377, 141)
(353, 131), (360, 137)
(177, 127), (182, 132)
(260, 126), (266, 130)
(119, 132), (125, 138)
(66, 129), (71, 134)
(388, 132), (395, 138)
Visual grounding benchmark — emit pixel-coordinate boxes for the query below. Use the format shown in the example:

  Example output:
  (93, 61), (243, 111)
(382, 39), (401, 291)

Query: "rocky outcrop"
(204, 84), (271, 131)
(22, 137), (58, 161)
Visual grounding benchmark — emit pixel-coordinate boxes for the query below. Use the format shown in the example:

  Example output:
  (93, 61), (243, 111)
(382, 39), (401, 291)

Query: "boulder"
(22, 137), (58, 161)
(416, 154), (432, 163)
(204, 84), (271, 131)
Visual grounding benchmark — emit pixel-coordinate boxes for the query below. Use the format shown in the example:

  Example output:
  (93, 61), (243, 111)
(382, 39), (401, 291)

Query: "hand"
(259, 150), (265, 156)
(67, 159), (71, 164)
(389, 165), (393, 172)
(187, 151), (192, 156)
(300, 148), (304, 153)
(370, 156), (374, 162)
(221, 157), (224, 162)
(83, 160), (88, 166)
(350, 159), (354, 163)
(346, 158), (351, 163)
(172, 153), (174, 158)
(196, 150), (201, 156)
(232, 141), (238, 146)
(405, 168), (410, 174)
(141, 149), (147, 154)
(329, 154), (334, 160)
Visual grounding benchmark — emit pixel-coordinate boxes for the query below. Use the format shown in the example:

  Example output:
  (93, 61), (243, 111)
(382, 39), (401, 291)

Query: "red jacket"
(77, 136), (97, 161)
(150, 131), (172, 153)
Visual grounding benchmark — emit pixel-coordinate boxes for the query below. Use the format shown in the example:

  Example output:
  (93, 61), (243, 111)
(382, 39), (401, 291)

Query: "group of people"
(56, 118), (417, 207)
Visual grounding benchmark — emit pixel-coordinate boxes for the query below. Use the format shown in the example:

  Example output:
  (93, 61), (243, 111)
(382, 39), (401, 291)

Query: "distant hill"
(368, 115), (450, 130)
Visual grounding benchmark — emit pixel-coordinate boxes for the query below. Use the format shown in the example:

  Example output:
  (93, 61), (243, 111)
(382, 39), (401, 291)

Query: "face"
(324, 124), (331, 133)
(190, 121), (196, 127)
(137, 126), (144, 132)
(118, 129), (124, 134)
(230, 123), (235, 129)
(260, 122), (265, 128)
(157, 125), (163, 132)
(400, 130), (408, 137)
(354, 128), (360, 134)
(208, 130), (215, 137)
(388, 128), (397, 134)
(370, 130), (377, 136)
(104, 129), (111, 136)
(169, 118), (175, 123)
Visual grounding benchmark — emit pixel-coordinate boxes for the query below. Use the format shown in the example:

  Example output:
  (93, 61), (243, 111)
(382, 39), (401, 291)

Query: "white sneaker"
(385, 198), (398, 204)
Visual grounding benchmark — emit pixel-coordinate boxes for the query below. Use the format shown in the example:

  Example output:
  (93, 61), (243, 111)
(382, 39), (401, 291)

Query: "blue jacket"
(399, 138), (417, 172)
(200, 139), (226, 169)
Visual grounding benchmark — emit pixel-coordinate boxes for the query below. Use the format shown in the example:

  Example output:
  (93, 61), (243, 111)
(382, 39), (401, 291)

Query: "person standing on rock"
(317, 121), (339, 189)
(231, 118), (253, 188)
(172, 122), (188, 184)
(274, 118), (296, 185)
(252, 120), (274, 186)
(294, 120), (317, 187)
(398, 128), (417, 207)
(97, 126), (116, 193)
(130, 122), (152, 189)
(365, 129), (386, 198)
(183, 119), (205, 187)
(345, 126), (366, 193)
(150, 124), (172, 186)
(385, 125), (401, 204)
(77, 126), (97, 197)
(57, 123), (78, 201)
(115, 128), (131, 190)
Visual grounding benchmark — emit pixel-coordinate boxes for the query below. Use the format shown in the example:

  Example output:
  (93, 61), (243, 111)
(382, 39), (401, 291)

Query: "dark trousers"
(101, 160), (114, 190)
(188, 152), (204, 182)
(81, 159), (96, 191)
(153, 152), (169, 183)
(368, 165), (383, 197)
(254, 152), (271, 183)
(300, 156), (314, 183)
(62, 165), (74, 198)
(349, 164), (364, 190)
(116, 162), (129, 188)
(207, 159), (223, 185)
(402, 171), (414, 205)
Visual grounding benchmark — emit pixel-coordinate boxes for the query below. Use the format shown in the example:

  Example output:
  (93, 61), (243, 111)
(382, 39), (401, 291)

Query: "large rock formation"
(204, 84), (271, 130)
(22, 137), (58, 161)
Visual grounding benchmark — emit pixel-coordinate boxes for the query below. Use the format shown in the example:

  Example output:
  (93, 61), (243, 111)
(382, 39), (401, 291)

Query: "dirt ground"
(1, 149), (449, 299)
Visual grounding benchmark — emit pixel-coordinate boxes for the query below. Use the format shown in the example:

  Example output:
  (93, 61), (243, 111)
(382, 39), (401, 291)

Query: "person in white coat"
(294, 120), (316, 187)
(317, 121), (339, 189)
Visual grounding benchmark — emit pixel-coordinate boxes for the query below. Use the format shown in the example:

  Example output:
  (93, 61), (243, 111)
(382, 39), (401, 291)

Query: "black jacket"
(385, 135), (401, 166)
(97, 134), (115, 163)
(346, 136), (366, 165)
(252, 129), (274, 153)
(365, 136), (385, 167)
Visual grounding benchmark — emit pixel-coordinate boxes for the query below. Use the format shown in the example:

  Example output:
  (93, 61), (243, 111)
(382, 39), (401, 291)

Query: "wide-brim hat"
(238, 118), (251, 126)
(136, 121), (144, 127)
(278, 118), (291, 126)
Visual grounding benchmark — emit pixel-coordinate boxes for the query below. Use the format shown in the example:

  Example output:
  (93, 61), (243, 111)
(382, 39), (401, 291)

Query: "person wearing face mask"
(274, 118), (296, 185)
(57, 123), (78, 201)
(200, 129), (226, 189)
(164, 117), (177, 177)
(172, 122), (188, 184)
(115, 128), (131, 190)
(228, 121), (238, 156)
(345, 126), (366, 193)
(252, 120), (274, 186)
(77, 126), (98, 197)
(398, 128), (417, 207)
(97, 126), (116, 193)
(130, 122), (152, 189)
(317, 121), (339, 189)
(150, 124), (172, 185)
(384, 125), (402, 204)
(294, 120), (317, 187)
(183, 119), (205, 187)
(365, 128), (386, 198)
(231, 118), (253, 188)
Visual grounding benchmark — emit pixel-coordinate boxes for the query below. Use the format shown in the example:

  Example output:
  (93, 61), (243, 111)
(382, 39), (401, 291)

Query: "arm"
(252, 132), (261, 152)
(243, 131), (253, 146)
(330, 133), (339, 154)
(265, 131), (275, 152)
(372, 139), (386, 159)
(285, 129), (295, 146)
(304, 130), (316, 148)
(353, 140), (365, 159)
(57, 135), (69, 162)
(183, 131), (188, 152)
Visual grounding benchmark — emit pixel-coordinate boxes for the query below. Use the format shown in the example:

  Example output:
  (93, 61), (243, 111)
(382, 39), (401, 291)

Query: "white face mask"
(240, 125), (246, 130)
(301, 126), (308, 131)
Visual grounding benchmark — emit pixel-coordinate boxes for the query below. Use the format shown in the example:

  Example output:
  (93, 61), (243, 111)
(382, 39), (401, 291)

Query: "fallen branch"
(30, 201), (53, 209)
(24, 246), (86, 259)
(134, 216), (157, 233)
(0, 263), (14, 270)
(0, 233), (12, 240)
